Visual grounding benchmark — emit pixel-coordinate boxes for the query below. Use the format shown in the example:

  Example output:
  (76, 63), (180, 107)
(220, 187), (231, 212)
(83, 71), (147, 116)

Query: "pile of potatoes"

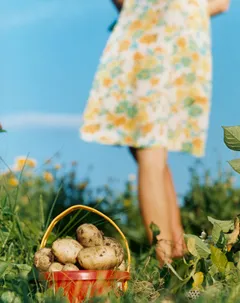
(34, 224), (126, 272)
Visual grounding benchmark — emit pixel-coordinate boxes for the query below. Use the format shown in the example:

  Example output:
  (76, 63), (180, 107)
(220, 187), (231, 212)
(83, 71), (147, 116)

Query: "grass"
(1, 157), (240, 302)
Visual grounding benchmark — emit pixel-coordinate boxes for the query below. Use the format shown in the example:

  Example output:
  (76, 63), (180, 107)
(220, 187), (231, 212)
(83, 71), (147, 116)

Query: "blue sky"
(1, 0), (240, 197)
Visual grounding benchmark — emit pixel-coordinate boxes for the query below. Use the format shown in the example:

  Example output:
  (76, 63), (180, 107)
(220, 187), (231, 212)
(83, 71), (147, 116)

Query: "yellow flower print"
(43, 171), (54, 183)
(99, 136), (114, 144)
(124, 119), (137, 132)
(139, 96), (151, 103)
(84, 108), (100, 120)
(133, 52), (144, 61)
(177, 37), (187, 49)
(82, 124), (100, 134)
(195, 96), (208, 105)
(128, 20), (143, 31)
(142, 56), (158, 69)
(124, 136), (134, 145)
(150, 78), (160, 86)
(103, 78), (112, 87)
(176, 89), (187, 100)
(184, 128), (190, 138)
(192, 138), (204, 155)
(142, 123), (154, 135)
(80, 0), (211, 157)
(119, 40), (131, 51)
(202, 59), (211, 73)
(118, 79), (125, 89)
(190, 120), (200, 132)
(136, 110), (149, 122)
(107, 114), (126, 127)
(174, 77), (184, 86)
(111, 91), (122, 101)
(140, 34), (158, 44)
(165, 25), (177, 34)
(171, 104), (179, 113)
(8, 176), (19, 187)
(192, 52), (199, 61)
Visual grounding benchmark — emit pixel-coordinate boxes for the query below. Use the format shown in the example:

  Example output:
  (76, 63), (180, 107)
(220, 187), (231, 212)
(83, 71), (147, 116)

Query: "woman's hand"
(208, 0), (230, 16)
(111, 0), (124, 12)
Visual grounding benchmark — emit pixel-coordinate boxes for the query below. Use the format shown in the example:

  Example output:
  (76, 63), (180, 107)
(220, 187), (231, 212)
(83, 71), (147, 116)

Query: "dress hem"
(80, 131), (205, 158)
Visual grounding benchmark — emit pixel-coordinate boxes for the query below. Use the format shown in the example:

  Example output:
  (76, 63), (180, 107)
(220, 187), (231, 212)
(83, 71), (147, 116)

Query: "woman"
(80, 0), (229, 263)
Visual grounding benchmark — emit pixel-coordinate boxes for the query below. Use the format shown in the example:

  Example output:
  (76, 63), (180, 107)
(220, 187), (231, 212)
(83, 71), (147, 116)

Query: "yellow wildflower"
(192, 272), (204, 289)
(43, 172), (54, 183)
(78, 182), (88, 190)
(14, 156), (37, 171)
(123, 199), (131, 207)
(8, 176), (19, 187)
(54, 164), (61, 170)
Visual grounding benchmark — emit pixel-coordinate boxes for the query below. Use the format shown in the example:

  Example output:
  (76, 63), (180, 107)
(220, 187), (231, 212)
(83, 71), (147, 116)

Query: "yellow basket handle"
(40, 205), (131, 275)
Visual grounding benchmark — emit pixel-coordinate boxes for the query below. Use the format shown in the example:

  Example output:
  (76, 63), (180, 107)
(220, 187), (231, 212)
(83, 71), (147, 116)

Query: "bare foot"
(171, 226), (187, 258)
(156, 233), (173, 266)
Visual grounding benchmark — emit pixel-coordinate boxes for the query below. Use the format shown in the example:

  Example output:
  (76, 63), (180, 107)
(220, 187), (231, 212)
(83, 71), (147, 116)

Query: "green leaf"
(212, 223), (226, 248)
(228, 159), (240, 174)
(150, 222), (160, 245)
(223, 126), (240, 151)
(208, 216), (234, 233)
(16, 264), (32, 278)
(0, 261), (9, 276)
(226, 262), (236, 272)
(1, 292), (21, 303)
(185, 235), (210, 258)
(212, 223), (222, 244)
(209, 264), (218, 276)
(210, 246), (228, 273)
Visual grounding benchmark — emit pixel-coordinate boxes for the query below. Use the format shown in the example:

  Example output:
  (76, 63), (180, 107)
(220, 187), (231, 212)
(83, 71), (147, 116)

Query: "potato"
(103, 237), (124, 265)
(34, 248), (54, 271)
(62, 263), (79, 271)
(118, 260), (126, 271)
(77, 246), (118, 270)
(52, 238), (83, 264)
(76, 224), (103, 247)
(48, 262), (63, 272)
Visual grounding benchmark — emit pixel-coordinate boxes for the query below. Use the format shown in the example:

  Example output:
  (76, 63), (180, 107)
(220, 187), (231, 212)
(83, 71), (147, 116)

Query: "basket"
(39, 205), (131, 303)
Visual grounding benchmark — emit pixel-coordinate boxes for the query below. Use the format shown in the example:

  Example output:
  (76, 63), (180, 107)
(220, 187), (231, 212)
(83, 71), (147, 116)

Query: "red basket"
(39, 205), (131, 303)
(40, 270), (130, 302)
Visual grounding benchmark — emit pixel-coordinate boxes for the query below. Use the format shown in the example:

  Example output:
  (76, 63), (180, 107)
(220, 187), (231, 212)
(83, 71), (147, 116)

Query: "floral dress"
(80, 0), (212, 157)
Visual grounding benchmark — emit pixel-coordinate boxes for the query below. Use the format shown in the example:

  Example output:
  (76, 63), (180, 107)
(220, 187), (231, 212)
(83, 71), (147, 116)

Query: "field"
(1, 126), (240, 302)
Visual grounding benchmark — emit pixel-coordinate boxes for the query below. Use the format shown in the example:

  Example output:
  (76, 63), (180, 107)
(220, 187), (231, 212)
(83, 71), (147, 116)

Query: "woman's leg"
(129, 147), (185, 259)
(164, 165), (185, 257)
(131, 147), (173, 264)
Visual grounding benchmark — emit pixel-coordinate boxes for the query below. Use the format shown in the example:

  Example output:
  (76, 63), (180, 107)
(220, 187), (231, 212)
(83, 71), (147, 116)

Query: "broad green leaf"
(185, 235), (210, 258)
(209, 264), (218, 276)
(1, 292), (21, 303)
(187, 237), (199, 257)
(223, 126), (240, 151)
(212, 223), (222, 244)
(0, 261), (9, 276)
(208, 216), (234, 233)
(226, 262), (236, 272)
(192, 272), (204, 289)
(212, 223), (226, 248)
(228, 159), (240, 174)
(210, 246), (228, 273)
(16, 264), (32, 278)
